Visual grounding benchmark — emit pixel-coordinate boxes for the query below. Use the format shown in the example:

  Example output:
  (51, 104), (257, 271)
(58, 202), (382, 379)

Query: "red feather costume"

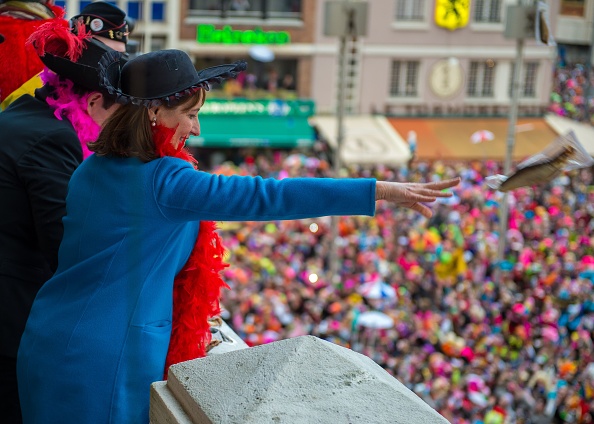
(0, 1), (64, 102)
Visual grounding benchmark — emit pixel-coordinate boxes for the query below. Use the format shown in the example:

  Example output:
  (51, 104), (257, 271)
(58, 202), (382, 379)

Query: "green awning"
(187, 115), (316, 148)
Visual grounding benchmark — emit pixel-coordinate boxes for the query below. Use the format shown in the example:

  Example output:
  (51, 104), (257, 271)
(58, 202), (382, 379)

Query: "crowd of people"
(2, 2), (594, 422)
(549, 59), (594, 124)
(208, 146), (594, 424)
(220, 67), (298, 99)
(1, 3), (458, 417)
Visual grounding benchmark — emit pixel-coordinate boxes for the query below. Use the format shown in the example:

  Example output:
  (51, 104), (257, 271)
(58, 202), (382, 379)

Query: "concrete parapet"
(151, 335), (448, 424)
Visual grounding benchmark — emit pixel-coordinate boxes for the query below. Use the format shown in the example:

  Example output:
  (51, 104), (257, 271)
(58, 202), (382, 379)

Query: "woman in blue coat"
(17, 49), (459, 423)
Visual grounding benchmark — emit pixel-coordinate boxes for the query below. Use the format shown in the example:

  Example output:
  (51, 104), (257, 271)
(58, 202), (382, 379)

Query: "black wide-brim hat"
(38, 38), (123, 92)
(99, 49), (247, 107)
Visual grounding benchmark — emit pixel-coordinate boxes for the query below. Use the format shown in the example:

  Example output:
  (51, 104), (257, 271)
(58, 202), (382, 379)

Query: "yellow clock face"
(429, 59), (464, 99)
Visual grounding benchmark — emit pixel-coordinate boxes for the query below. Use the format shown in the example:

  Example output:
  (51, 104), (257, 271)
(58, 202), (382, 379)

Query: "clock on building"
(429, 58), (464, 99)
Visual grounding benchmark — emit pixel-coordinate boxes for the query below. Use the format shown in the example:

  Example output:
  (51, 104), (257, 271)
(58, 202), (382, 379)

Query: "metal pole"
(494, 34), (524, 284)
(584, 8), (594, 121)
(329, 34), (348, 284)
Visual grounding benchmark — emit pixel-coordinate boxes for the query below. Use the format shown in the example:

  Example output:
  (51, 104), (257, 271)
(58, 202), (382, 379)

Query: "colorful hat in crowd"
(70, 1), (131, 44)
(28, 15), (119, 92)
(99, 49), (247, 106)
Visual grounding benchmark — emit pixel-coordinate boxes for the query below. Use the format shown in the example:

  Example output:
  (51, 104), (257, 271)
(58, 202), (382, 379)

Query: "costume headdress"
(0, 0), (63, 103)
(98, 49), (247, 107)
(25, 10), (124, 158)
(28, 11), (118, 92)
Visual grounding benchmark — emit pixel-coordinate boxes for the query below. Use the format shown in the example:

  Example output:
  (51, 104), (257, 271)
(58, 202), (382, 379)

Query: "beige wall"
(122, 0), (566, 117)
(311, 0), (558, 116)
(555, 0), (592, 45)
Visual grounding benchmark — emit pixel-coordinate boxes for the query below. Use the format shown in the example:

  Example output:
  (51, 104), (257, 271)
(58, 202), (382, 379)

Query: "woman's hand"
(375, 177), (461, 218)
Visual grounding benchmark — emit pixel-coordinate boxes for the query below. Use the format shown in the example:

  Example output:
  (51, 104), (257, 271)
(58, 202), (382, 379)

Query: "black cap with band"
(70, 2), (129, 44)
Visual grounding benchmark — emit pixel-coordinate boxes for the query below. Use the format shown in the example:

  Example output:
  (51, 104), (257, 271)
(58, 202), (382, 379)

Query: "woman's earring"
(151, 117), (157, 127)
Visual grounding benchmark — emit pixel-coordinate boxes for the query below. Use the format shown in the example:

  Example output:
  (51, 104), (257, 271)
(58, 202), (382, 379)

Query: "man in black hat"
(0, 8), (124, 423)
(69, 1), (132, 53)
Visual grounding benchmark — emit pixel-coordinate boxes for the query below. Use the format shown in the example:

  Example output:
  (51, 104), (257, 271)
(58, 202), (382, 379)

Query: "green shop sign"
(197, 24), (290, 44)
(200, 99), (315, 117)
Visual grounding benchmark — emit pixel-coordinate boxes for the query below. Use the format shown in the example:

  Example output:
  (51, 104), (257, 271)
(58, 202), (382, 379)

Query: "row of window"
(53, 0), (583, 27)
(54, 0), (487, 25)
(390, 60), (539, 98)
(54, 1), (166, 22)
(397, 0), (591, 24)
(189, 0), (302, 19)
(188, 0), (503, 23)
(396, 0), (502, 23)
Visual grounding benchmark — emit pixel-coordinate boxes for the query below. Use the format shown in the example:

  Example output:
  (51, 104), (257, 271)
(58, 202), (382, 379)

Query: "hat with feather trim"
(99, 49), (247, 107)
(28, 15), (118, 92)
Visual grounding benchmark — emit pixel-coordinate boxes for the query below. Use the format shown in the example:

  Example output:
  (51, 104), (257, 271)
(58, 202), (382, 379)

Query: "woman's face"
(155, 97), (203, 149)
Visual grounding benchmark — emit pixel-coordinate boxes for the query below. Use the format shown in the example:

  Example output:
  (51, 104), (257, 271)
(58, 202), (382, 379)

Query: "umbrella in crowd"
(470, 130), (494, 144)
(249, 45), (275, 63)
(358, 280), (396, 300)
(356, 311), (394, 329)
(283, 153), (306, 167)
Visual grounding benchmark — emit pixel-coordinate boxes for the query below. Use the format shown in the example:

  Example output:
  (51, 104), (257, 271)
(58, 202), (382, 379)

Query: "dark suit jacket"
(0, 90), (82, 357)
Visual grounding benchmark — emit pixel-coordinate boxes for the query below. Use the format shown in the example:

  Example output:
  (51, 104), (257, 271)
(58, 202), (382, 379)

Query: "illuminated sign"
(200, 99), (314, 117)
(197, 24), (291, 44)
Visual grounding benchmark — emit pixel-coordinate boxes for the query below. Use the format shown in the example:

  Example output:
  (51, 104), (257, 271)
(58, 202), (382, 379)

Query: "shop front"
(311, 115), (411, 166)
(387, 117), (559, 161)
(179, 5), (317, 166)
(188, 98), (316, 148)
(178, 11), (315, 99)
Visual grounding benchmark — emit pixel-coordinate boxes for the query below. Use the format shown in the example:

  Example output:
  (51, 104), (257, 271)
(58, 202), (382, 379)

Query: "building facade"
(55, 1), (592, 120)
(312, 0), (560, 117)
(153, 0), (561, 118)
(555, 0), (594, 63)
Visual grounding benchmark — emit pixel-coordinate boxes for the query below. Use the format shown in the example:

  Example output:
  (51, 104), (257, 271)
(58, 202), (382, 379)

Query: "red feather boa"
(152, 125), (229, 379)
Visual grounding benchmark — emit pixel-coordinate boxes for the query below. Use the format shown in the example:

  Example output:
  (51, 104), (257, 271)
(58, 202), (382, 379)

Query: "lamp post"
(584, 5), (594, 121)
(496, 0), (550, 283)
(323, 0), (368, 284)
(495, 1), (525, 284)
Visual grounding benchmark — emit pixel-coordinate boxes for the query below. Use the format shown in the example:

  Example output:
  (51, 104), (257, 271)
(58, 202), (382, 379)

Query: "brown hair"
(89, 89), (206, 161)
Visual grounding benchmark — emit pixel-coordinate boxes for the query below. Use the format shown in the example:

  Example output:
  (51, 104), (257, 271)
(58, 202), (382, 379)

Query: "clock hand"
(443, 66), (450, 89)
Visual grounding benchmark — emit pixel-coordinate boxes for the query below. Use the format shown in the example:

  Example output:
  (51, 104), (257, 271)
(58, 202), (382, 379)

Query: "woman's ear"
(148, 106), (158, 121)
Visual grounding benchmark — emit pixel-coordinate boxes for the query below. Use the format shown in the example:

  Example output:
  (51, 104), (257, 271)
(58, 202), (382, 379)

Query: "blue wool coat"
(17, 154), (376, 423)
